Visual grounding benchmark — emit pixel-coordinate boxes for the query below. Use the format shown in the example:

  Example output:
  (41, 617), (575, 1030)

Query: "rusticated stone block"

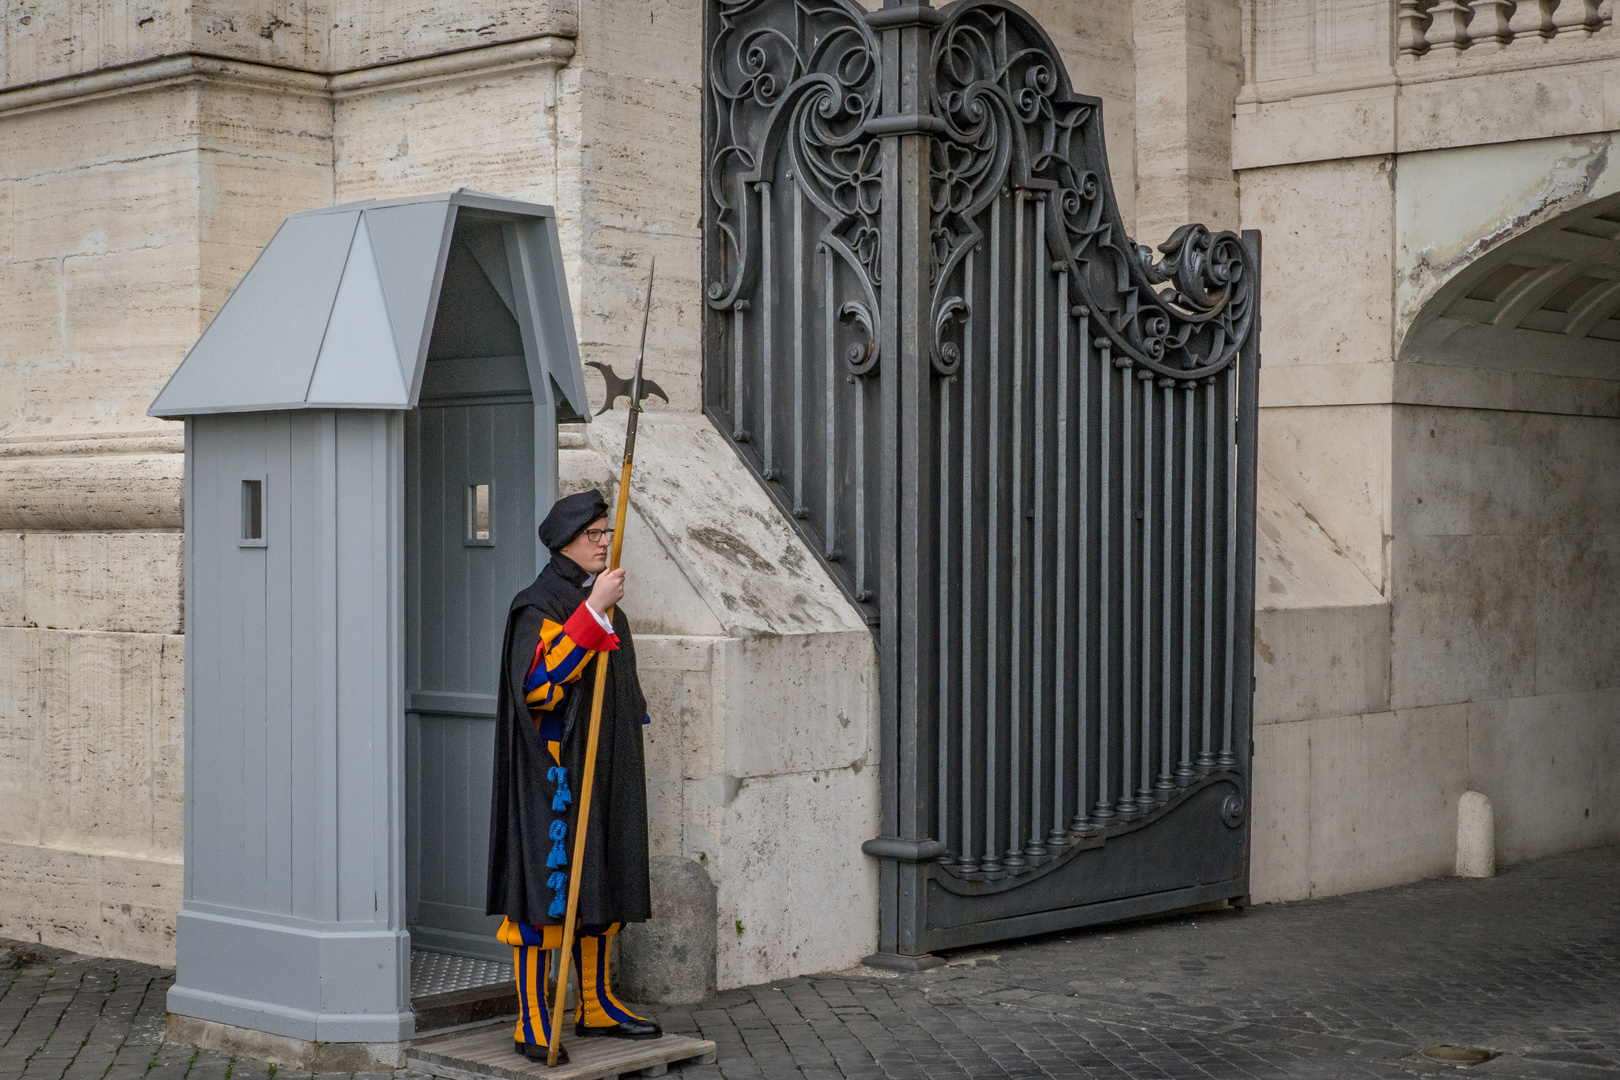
(0, 839), (182, 966)
(0, 453), (183, 531)
(18, 532), (183, 634)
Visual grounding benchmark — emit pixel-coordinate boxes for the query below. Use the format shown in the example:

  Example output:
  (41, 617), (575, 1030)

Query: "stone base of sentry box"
(166, 1014), (407, 1072)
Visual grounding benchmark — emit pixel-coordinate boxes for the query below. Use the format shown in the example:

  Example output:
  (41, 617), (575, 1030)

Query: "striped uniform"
(522, 602), (619, 746)
(505, 599), (650, 1046)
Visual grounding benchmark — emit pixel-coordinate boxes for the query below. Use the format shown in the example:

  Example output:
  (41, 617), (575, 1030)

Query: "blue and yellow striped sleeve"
(522, 603), (619, 715)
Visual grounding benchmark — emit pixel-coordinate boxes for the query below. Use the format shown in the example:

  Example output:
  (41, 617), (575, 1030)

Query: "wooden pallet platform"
(408, 1024), (717, 1080)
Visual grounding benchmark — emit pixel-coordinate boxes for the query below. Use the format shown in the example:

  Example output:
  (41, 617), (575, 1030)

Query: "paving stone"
(2, 845), (1617, 1079)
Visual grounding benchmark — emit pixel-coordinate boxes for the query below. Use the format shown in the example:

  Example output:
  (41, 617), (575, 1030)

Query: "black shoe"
(514, 1039), (568, 1065)
(574, 1017), (661, 1040)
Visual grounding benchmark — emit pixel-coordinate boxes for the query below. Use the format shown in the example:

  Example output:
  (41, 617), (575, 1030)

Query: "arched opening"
(1392, 192), (1620, 863)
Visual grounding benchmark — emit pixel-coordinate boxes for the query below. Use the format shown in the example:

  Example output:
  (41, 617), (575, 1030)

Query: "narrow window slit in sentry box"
(241, 479), (265, 546)
(467, 483), (494, 545)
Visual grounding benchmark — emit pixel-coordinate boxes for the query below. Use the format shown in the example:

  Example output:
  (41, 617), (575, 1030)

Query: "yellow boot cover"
(572, 923), (654, 1030)
(498, 918), (563, 1046)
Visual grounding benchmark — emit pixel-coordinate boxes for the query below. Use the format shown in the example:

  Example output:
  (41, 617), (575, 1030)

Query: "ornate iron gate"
(703, 0), (1260, 962)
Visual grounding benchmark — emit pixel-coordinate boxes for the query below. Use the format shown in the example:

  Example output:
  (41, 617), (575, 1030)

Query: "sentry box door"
(405, 215), (585, 962)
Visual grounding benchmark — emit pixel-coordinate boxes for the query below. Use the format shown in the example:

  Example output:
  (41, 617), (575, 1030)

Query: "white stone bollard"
(1456, 791), (1495, 878)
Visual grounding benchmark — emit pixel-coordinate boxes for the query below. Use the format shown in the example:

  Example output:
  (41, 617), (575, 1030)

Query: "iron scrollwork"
(706, 0), (885, 374)
(928, 1), (1253, 380)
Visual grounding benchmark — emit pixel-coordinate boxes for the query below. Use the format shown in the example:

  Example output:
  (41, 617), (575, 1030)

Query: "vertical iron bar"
(1073, 308), (1093, 832)
(1007, 190), (1026, 868)
(1221, 362), (1238, 768)
(1093, 337), (1114, 821)
(958, 247), (977, 873)
(732, 303), (747, 440)
(982, 195), (1002, 874)
(856, 371), (868, 600)
(1027, 195), (1047, 859)
(1051, 264), (1068, 847)
(1199, 377), (1215, 770)
(1137, 370), (1153, 808)
(1233, 230), (1263, 787)
(792, 178), (805, 516)
(760, 180), (774, 477)
(1158, 380), (1175, 794)
(823, 248), (838, 560)
(1117, 354), (1135, 818)
(1178, 382), (1196, 783)
(938, 358), (952, 858)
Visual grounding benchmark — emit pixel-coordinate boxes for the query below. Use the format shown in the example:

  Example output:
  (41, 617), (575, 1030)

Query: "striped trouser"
(497, 918), (650, 1044)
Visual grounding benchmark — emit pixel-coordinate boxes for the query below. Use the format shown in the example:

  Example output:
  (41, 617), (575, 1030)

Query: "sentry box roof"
(150, 189), (589, 420)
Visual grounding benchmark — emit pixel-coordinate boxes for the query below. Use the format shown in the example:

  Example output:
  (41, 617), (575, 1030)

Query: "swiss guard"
(487, 488), (661, 1063)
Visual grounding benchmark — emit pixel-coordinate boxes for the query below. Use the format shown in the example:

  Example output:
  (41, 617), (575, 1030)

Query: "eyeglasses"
(583, 528), (615, 544)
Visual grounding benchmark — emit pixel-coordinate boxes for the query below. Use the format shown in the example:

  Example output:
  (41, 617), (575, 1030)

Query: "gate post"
(861, 0), (949, 970)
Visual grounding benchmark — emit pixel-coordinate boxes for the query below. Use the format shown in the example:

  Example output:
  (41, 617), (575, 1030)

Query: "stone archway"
(1390, 191), (1620, 865)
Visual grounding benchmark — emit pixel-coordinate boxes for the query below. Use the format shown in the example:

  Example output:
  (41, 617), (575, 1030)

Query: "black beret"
(539, 489), (609, 552)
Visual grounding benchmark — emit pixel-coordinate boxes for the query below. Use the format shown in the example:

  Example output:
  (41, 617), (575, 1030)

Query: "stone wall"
(1238, 36), (1620, 898)
(0, 60), (323, 964)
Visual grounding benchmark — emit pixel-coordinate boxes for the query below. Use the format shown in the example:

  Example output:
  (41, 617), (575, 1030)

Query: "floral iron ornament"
(706, 0), (885, 374)
(706, 0), (1253, 386)
(928, 1), (1252, 380)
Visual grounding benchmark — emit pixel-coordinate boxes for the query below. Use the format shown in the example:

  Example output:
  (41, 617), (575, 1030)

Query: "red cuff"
(564, 602), (619, 652)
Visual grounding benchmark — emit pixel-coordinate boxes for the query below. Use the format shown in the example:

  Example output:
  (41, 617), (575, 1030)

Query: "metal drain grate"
(1415, 1044), (1498, 1068)
(410, 950), (512, 1001)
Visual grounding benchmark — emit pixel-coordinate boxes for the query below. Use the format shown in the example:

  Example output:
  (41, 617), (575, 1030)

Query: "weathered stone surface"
(1250, 718), (1311, 903)
(1260, 405), (1391, 595)
(1237, 41), (1620, 169)
(1131, 0), (1242, 240)
(636, 634), (719, 861)
(0, 453), (183, 530)
(615, 855), (717, 1005)
(15, 532), (183, 633)
(710, 764), (879, 990)
(0, 0), (575, 90)
(1255, 604), (1390, 726)
(333, 59), (562, 204)
(1394, 133), (1620, 335)
(0, 533), (22, 621)
(1305, 704), (1470, 897)
(0, 627), (184, 856)
(592, 414), (867, 639)
(615, 503), (726, 636)
(716, 633), (874, 781)
(1254, 466), (1385, 612)
(1242, 157), (1394, 371)
(1467, 690), (1620, 863)
(0, 840), (181, 965)
(327, 0), (575, 71)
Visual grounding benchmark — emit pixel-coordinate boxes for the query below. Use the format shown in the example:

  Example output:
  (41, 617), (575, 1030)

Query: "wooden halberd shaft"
(548, 258), (655, 1067)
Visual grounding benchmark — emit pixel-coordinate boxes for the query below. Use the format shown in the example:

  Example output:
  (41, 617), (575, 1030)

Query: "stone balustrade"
(1400, 0), (1613, 56)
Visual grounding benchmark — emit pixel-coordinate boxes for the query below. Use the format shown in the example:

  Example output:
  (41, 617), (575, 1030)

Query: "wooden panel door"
(406, 354), (536, 961)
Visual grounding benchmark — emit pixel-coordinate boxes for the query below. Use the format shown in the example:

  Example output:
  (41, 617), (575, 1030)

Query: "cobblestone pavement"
(2, 846), (1615, 1080)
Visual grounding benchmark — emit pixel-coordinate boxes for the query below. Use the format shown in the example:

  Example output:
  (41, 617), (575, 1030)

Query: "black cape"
(486, 552), (652, 927)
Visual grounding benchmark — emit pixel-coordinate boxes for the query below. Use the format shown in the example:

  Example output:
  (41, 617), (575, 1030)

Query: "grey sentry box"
(150, 190), (589, 1043)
